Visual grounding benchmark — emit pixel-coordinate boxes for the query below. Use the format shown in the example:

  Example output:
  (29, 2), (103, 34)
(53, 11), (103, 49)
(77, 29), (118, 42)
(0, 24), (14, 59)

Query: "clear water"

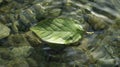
(0, 0), (120, 67)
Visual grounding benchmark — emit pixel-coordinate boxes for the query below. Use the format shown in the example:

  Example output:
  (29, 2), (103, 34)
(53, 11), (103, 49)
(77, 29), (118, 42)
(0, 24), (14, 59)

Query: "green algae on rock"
(10, 46), (32, 58)
(0, 23), (10, 39)
(7, 58), (29, 67)
(7, 34), (30, 47)
(30, 18), (85, 44)
(25, 31), (42, 47)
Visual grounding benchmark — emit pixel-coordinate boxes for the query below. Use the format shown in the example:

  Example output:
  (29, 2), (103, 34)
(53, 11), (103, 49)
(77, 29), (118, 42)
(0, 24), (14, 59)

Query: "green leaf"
(30, 18), (84, 44)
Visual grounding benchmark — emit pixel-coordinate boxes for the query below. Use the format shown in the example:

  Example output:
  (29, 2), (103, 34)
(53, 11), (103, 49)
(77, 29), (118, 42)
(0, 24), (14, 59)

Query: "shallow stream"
(0, 0), (120, 67)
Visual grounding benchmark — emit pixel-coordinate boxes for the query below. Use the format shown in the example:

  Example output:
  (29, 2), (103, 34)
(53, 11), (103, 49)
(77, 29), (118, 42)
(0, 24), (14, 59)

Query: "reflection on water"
(0, 0), (120, 67)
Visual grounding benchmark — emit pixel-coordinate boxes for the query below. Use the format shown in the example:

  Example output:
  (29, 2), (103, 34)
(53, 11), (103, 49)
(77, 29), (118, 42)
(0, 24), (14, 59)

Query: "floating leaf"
(0, 23), (10, 39)
(30, 18), (84, 44)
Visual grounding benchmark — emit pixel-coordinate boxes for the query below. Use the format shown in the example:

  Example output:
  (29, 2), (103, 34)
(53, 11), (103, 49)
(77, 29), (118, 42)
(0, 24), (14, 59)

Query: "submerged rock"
(47, 8), (61, 17)
(85, 14), (108, 30)
(7, 34), (30, 47)
(0, 47), (11, 60)
(26, 58), (38, 67)
(0, 23), (10, 39)
(25, 31), (41, 47)
(10, 46), (33, 58)
(7, 58), (29, 67)
(0, 0), (2, 3)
